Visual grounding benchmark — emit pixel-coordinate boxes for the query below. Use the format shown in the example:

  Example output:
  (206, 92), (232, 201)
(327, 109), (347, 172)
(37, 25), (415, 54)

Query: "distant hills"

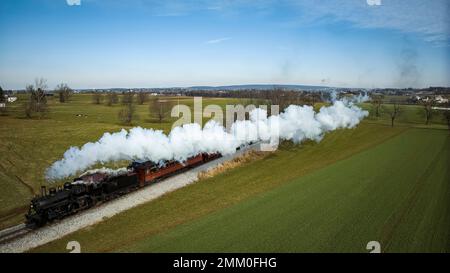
(187, 84), (333, 91)
(8, 84), (450, 93)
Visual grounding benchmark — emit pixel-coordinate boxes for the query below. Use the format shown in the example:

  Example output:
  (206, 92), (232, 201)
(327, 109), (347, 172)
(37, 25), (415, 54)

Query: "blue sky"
(0, 0), (449, 89)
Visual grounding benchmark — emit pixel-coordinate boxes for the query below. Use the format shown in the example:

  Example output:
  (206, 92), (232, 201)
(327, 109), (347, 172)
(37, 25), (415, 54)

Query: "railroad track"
(0, 224), (30, 244)
(0, 143), (265, 252)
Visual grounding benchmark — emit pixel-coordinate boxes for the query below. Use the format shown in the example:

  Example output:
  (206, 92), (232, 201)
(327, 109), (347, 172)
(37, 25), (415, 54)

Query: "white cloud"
(155, 0), (448, 45)
(206, 37), (231, 44)
(290, 0), (449, 45)
(66, 0), (81, 6)
(63, 0), (448, 45)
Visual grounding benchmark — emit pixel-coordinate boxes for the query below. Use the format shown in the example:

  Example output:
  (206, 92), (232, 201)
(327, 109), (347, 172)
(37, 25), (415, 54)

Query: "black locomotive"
(26, 153), (221, 228)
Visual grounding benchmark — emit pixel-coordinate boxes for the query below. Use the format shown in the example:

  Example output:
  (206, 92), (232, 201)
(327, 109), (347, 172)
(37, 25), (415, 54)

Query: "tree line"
(185, 88), (324, 112)
(20, 78), (73, 119)
(1, 78), (75, 118)
(371, 94), (450, 129)
(91, 91), (175, 125)
(2, 80), (448, 131)
(1, 78), (174, 125)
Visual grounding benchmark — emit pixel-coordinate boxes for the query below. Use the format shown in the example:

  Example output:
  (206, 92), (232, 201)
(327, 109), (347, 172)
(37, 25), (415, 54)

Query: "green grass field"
(125, 128), (449, 253)
(1, 94), (449, 252)
(31, 126), (449, 253)
(0, 94), (241, 229)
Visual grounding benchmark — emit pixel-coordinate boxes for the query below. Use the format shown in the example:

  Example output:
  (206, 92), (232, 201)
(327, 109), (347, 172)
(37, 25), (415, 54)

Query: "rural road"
(0, 143), (262, 253)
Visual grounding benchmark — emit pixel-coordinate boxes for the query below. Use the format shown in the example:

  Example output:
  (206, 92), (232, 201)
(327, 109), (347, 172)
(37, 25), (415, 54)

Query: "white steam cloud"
(80, 167), (128, 177)
(46, 98), (368, 181)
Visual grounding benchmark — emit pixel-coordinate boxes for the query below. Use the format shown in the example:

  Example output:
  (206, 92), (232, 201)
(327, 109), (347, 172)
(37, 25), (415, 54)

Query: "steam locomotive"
(25, 152), (221, 227)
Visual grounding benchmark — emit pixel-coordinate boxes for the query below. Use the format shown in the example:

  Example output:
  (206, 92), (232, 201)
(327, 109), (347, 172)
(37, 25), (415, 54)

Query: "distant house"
(2, 94), (18, 103)
(422, 97), (430, 102)
(7, 96), (17, 103)
(0, 103), (5, 108)
(435, 95), (449, 104)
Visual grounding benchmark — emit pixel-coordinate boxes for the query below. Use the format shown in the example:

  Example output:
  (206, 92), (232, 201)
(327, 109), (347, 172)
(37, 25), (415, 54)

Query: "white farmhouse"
(435, 95), (449, 104)
(7, 96), (17, 103)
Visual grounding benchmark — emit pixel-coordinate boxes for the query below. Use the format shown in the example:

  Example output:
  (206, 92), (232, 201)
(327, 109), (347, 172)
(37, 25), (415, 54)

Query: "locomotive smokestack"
(40, 186), (47, 196)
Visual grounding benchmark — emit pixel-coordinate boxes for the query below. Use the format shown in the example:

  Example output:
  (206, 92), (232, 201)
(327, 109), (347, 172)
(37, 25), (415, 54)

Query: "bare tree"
(55, 83), (72, 103)
(308, 92), (321, 106)
(440, 103), (450, 133)
(111, 92), (119, 104)
(386, 102), (401, 127)
(264, 89), (317, 110)
(118, 100), (137, 125)
(136, 92), (149, 105)
(24, 78), (49, 119)
(105, 92), (114, 106)
(121, 92), (134, 104)
(105, 92), (112, 106)
(443, 111), (450, 133)
(118, 92), (137, 124)
(0, 86), (6, 115)
(149, 98), (173, 123)
(92, 92), (103, 104)
(422, 99), (435, 125)
(371, 94), (384, 117)
(105, 92), (119, 106)
(0, 87), (4, 103)
(24, 85), (33, 118)
(265, 88), (291, 112)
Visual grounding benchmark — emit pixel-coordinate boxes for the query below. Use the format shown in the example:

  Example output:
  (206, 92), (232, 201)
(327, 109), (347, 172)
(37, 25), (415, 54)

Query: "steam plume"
(45, 97), (368, 181)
